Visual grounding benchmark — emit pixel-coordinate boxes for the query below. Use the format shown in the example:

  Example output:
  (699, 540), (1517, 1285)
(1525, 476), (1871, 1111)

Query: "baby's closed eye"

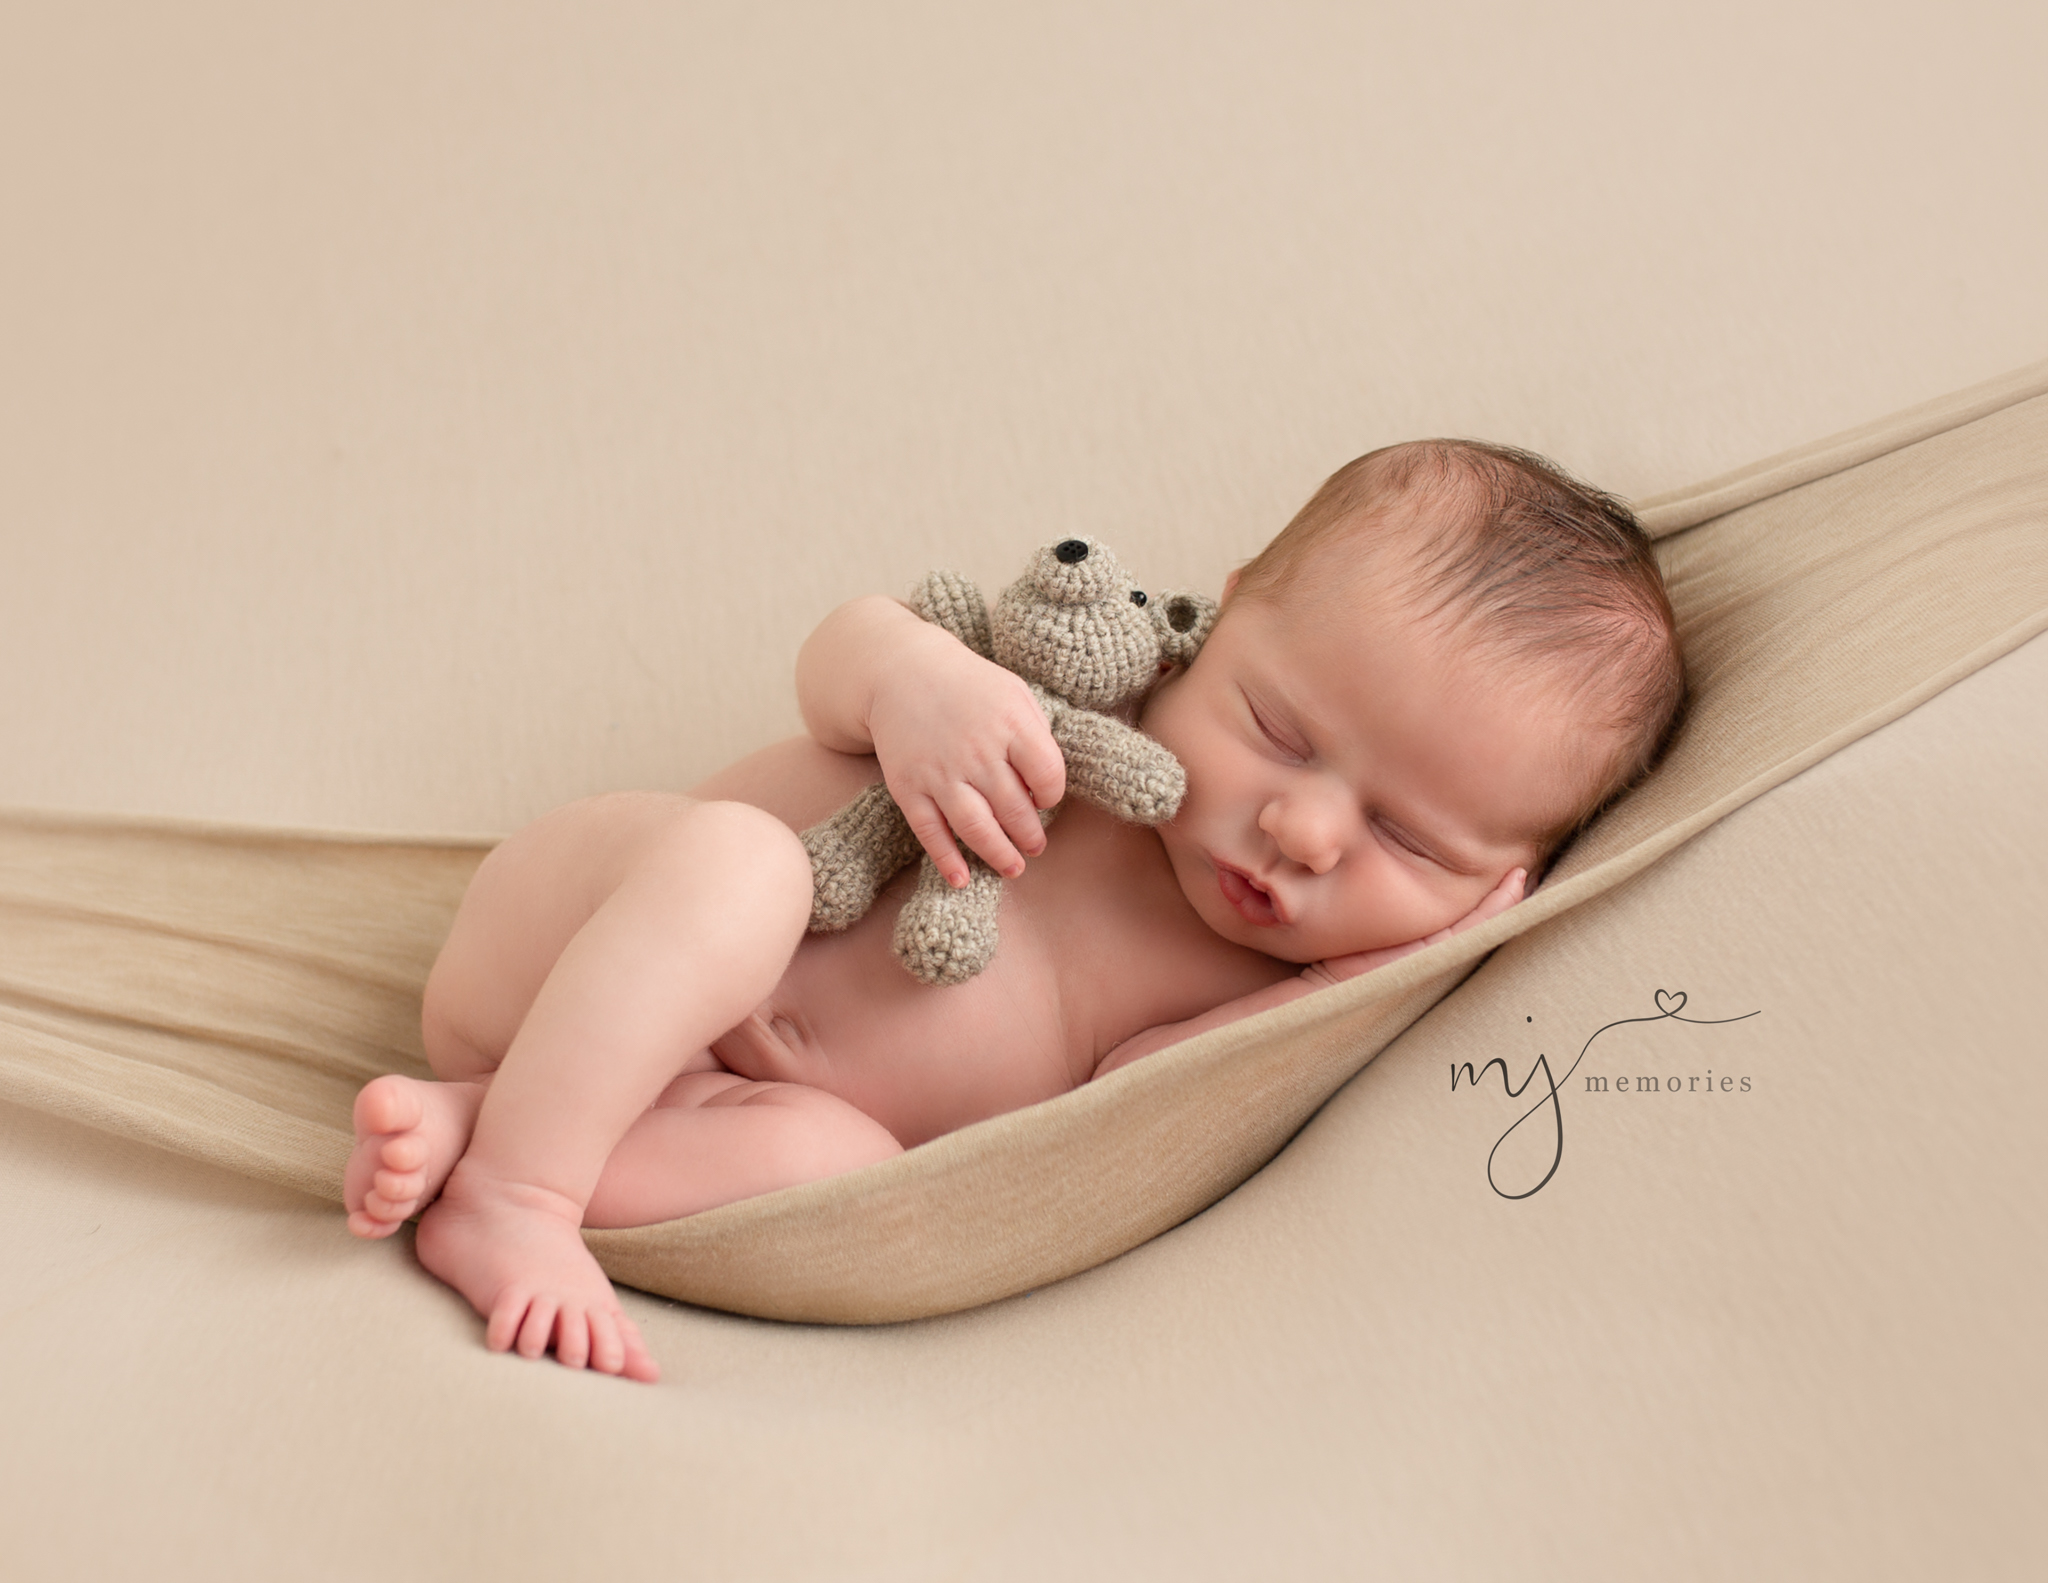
(1371, 816), (1445, 866)
(1244, 692), (1309, 760)
(1373, 815), (1493, 879)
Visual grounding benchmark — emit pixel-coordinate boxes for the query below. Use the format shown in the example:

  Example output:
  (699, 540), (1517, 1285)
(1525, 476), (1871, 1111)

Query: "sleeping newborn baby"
(343, 440), (1684, 1382)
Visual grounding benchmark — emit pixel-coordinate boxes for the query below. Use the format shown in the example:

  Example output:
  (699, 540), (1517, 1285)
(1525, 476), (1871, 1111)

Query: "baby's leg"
(408, 792), (815, 1382)
(584, 1070), (903, 1227)
(349, 1061), (902, 1233)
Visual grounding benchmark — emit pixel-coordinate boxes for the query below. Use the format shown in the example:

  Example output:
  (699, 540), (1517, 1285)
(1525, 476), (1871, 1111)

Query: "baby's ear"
(1152, 591), (1219, 668)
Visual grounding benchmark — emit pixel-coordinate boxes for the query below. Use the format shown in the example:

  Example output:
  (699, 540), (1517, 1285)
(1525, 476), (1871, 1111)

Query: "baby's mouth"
(1215, 861), (1285, 927)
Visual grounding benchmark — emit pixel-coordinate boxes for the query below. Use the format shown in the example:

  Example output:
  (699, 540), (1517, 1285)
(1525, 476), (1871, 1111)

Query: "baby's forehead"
(1244, 587), (1619, 834)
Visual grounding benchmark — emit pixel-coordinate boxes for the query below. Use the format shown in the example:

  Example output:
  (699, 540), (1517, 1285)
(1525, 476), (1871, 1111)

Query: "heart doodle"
(1654, 988), (1688, 1017)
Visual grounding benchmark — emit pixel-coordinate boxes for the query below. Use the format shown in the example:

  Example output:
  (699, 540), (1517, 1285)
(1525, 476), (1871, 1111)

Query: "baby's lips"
(1215, 860), (1287, 927)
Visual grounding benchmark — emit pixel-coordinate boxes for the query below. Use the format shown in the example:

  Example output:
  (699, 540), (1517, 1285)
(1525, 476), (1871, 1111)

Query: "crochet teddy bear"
(801, 537), (1219, 986)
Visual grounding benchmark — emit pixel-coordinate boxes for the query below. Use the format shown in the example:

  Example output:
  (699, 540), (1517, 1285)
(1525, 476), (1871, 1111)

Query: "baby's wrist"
(840, 602), (941, 728)
(864, 617), (974, 726)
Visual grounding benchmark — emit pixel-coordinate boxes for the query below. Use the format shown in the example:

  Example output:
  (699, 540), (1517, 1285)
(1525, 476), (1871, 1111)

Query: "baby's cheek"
(1345, 864), (1470, 949)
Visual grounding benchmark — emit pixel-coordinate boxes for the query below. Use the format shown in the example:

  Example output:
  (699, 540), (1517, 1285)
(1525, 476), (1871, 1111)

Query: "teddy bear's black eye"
(1054, 539), (1090, 564)
(1129, 589), (1147, 607)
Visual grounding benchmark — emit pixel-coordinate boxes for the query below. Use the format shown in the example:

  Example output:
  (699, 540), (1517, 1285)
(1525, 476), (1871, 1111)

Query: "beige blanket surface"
(6, 363), (2044, 1321)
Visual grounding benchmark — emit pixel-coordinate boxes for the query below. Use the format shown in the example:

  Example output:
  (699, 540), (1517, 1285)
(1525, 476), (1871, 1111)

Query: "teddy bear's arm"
(908, 569), (994, 659)
(1031, 686), (1188, 825)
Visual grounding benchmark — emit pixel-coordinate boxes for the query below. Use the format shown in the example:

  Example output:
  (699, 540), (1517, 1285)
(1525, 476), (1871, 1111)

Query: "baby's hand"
(867, 631), (1067, 887)
(1309, 867), (1528, 986)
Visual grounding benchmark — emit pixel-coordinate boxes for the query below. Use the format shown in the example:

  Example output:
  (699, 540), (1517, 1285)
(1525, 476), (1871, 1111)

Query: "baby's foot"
(414, 1164), (660, 1382)
(344, 1074), (484, 1238)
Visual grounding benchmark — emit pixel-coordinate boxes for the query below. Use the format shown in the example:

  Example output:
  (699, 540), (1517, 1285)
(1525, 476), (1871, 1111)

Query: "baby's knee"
(420, 996), (497, 1082)
(755, 1088), (904, 1182)
(650, 799), (814, 930)
(695, 799), (811, 887)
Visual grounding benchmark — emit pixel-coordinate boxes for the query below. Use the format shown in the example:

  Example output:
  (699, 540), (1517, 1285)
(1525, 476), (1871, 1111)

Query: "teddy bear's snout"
(1035, 537), (1136, 605)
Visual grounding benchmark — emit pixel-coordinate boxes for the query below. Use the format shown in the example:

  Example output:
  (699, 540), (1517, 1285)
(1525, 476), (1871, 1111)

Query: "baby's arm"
(1093, 868), (1527, 1080)
(797, 596), (1066, 886)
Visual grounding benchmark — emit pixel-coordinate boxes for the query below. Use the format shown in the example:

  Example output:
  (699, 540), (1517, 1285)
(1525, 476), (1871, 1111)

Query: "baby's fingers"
(1428, 868), (1526, 944)
(897, 794), (974, 889)
(934, 784), (1029, 881)
(1461, 866), (1527, 928)
(984, 762), (1052, 862)
(1009, 722), (1067, 812)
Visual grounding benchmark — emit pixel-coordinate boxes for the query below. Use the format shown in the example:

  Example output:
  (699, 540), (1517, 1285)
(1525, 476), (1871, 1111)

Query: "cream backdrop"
(4, 1), (2047, 834)
(3, 3), (2045, 1580)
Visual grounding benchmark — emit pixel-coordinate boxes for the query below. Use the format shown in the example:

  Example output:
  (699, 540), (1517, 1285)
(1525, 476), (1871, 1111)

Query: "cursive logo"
(1450, 990), (1758, 1200)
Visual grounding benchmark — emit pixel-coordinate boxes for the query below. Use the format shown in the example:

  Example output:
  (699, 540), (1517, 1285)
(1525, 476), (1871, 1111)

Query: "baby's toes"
(353, 1072), (424, 1137)
(378, 1132), (429, 1174)
(484, 1290), (532, 1354)
(362, 1188), (418, 1224)
(614, 1312), (661, 1384)
(371, 1165), (426, 1208)
(554, 1308), (592, 1370)
(515, 1297), (560, 1361)
(586, 1308), (625, 1376)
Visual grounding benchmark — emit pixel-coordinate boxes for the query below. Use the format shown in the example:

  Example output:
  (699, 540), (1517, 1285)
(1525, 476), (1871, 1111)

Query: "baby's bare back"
(694, 737), (1297, 1146)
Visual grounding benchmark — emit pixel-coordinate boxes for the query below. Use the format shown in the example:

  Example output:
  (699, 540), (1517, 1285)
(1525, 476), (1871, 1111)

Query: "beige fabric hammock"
(3, 361), (2044, 1323)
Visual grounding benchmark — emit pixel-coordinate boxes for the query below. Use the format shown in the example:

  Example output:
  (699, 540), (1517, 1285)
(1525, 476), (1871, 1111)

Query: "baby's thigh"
(421, 792), (804, 1079)
(585, 1071), (904, 1226)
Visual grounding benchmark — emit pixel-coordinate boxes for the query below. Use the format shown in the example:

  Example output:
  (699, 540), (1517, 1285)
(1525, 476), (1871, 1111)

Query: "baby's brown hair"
(1235, 439), (1686, 848)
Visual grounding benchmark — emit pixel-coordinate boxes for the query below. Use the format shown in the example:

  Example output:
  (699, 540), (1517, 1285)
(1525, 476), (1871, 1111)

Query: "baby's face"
(1140, 571), (1607, 964)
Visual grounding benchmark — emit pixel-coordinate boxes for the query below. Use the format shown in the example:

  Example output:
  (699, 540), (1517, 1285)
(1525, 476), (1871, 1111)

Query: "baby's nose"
(1260, 797), (1343, 875)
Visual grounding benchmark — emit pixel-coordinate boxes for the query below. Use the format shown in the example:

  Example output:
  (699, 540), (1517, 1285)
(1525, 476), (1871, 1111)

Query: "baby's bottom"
(344, 792), (902, 1382)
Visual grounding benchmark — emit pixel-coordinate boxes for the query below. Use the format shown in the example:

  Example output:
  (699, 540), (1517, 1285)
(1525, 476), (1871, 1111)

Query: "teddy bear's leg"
(800, 781), (924, 933)
(892, 852), (1005, 986)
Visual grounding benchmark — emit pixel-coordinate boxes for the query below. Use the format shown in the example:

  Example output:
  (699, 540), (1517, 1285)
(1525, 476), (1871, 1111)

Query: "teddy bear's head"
(992, 537), (1218, 712)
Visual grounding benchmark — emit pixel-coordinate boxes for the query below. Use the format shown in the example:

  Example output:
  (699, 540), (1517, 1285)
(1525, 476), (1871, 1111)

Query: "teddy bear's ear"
(1152, 590), (1219, 667)
(909, 569), (994, 658)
